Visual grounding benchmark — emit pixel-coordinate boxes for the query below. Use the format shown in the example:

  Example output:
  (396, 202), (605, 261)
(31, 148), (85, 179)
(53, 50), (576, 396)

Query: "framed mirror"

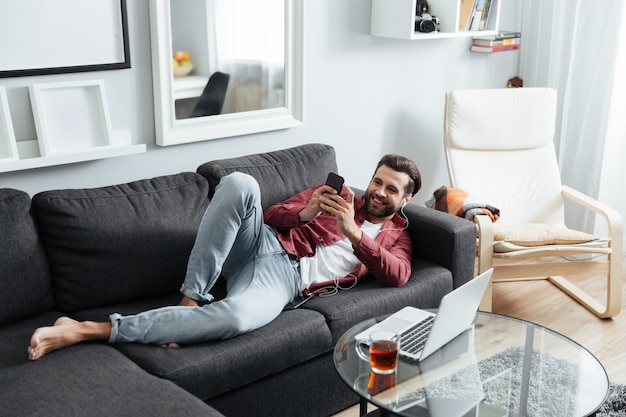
(149, 0), (304, 146)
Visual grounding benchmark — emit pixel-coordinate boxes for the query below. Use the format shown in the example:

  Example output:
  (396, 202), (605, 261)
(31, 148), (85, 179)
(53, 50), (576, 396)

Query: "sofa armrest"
(403, 203), (476, 289)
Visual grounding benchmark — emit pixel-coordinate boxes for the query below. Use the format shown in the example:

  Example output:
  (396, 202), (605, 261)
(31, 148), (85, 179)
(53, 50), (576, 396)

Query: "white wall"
(0, 0), (521, 205)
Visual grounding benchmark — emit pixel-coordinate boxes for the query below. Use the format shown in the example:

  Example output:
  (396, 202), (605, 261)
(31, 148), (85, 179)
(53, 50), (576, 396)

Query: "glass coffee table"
(334, 311), (609, 417)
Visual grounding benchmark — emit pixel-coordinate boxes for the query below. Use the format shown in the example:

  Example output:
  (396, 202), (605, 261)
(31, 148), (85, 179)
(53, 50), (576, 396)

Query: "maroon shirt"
(263, 184), (413, 294)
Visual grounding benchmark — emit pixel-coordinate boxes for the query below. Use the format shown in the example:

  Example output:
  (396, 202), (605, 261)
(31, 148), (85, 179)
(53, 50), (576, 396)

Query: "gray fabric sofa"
(0, 143), (476, 417)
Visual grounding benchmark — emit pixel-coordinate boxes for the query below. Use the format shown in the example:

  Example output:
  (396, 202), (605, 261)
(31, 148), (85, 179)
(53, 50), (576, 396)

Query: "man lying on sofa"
(28, 154), (421, 360)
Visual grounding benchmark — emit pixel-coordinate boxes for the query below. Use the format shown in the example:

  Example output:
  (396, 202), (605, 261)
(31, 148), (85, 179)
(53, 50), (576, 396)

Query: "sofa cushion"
(0, 310), (64, 369)
(302, 259), (452, 343)
(110, 308), (332, 401)
(0, 343), (223, 417)
(0, 189), (54, 326)
(197, 143), (338, 210)
(206, 352), (356, 417)
(32, 173), (210, 313)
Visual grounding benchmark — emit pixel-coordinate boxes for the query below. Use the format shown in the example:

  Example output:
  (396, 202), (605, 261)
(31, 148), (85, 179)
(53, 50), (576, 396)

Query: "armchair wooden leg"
(479, 280), (493, 312)
(549, 274), (622, 318)
(475, 215), (494, 312)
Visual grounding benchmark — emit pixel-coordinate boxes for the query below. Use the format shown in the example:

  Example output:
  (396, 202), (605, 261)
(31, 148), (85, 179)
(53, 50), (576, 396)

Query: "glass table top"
(334, 312), (609, 417)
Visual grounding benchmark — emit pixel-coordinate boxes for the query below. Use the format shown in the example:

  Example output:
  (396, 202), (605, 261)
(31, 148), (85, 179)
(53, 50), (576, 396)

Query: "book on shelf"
(468, 0), (485, 31)
(474, 30), (521, 41)
(458, 0), (476, 31)
(470, 43), (521, 53)
(477, 0), (493, 31)
(467, 0), (493, 31)
(473, 37), (520, 46)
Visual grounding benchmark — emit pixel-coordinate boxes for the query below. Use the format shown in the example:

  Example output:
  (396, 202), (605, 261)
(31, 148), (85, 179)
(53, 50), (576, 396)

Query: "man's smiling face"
(363, 165), (412, 223)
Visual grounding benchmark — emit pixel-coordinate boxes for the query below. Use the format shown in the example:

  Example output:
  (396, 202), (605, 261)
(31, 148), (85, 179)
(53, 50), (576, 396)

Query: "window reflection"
(170, 0), (285, 119)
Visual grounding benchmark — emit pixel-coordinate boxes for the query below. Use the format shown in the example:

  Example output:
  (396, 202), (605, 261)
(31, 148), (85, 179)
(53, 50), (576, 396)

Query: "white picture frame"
(0, 86), (19, 162)
(29, 80), (114, 157)
(0, 0), (130, 77)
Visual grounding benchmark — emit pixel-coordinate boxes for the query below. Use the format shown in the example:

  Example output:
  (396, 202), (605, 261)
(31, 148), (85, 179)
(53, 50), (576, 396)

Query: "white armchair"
(443, 88), (623, 318)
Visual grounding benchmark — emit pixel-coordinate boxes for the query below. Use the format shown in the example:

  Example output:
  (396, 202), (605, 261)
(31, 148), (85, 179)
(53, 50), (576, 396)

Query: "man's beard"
(364, 192), (400, 218)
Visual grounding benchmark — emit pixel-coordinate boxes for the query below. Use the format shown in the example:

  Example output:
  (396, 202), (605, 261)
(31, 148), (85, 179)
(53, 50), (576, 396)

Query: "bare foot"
(28, 317), (110, 361)
(160, 343), (181, 349)
(178, 295), (199, 307)
(28, 317), (79, 360)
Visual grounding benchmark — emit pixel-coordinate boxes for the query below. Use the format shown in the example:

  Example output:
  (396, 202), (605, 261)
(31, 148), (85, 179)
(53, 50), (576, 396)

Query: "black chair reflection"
(189, 71), (230, 118)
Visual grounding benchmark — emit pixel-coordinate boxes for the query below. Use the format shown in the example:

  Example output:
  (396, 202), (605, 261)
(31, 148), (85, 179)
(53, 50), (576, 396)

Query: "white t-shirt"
(298, 220), (383, 292)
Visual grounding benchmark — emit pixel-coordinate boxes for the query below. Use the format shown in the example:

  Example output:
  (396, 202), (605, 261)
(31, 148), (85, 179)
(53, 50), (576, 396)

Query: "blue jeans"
(109, 173), (301, 345)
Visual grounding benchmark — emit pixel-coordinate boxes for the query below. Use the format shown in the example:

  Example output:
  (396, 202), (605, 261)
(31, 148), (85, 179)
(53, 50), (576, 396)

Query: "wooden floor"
(333, 257), (626, 417)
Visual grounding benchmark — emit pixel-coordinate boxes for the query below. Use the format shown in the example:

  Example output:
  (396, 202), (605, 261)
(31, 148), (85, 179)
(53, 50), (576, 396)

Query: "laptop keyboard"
(400, 315), (435, 355)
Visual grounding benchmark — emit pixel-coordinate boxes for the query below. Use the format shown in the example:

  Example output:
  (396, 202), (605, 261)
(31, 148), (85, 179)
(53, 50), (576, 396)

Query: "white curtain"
(597, 7), (626, 247)
(205, 0), (233, 73)
(518, 0), (625, 235)
(205, 0), (285, 113)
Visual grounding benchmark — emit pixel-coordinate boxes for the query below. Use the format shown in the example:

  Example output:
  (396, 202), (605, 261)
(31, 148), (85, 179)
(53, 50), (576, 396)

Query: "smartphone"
(325, 172), (344, 194)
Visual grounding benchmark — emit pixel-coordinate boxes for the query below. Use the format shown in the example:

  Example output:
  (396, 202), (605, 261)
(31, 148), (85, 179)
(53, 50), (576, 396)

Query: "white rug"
(398, 347), (624, 416)
(599, 382), (626, 417)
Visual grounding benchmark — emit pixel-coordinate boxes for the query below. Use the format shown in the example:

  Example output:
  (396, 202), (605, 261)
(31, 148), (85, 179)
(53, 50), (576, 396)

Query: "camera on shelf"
(415, 0), (439, 33)
(415, 12), (439, 33)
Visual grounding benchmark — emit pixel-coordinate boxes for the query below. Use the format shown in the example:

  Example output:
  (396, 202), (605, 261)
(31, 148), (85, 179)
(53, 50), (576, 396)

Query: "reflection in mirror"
(149, 0), (303, 146)
(171, 0), (285, 120)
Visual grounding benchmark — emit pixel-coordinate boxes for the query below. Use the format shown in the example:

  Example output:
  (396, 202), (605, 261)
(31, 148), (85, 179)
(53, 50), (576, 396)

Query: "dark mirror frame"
(0, 0), (130, 78)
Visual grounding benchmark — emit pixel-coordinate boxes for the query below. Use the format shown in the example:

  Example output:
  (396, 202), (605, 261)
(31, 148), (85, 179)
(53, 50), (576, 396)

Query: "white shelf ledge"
(0, 130), (146, 173)
(407, 29), (498, 40)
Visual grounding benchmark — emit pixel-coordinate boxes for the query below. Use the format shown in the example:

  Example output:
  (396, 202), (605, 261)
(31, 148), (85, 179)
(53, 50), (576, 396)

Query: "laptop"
(354, 269), (492, 362)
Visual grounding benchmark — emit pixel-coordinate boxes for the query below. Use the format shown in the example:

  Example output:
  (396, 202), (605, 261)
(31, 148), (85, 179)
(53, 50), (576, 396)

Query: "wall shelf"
(0, 130), (146, 173)
(371, 0), (500, 40)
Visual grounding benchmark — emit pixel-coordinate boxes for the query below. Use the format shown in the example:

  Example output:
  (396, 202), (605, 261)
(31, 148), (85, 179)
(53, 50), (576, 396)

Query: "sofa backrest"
(0, 189), (54, 326)
(32, 173), (210, 313)
(197, 143), (337, 210)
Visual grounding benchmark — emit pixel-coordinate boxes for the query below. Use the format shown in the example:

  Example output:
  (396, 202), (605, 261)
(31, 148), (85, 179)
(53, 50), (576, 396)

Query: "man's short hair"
(376, 154), (422, 197)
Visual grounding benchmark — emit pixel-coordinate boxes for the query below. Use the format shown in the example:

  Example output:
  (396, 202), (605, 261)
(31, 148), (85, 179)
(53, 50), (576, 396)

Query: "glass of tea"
(356, 329), (399, 374)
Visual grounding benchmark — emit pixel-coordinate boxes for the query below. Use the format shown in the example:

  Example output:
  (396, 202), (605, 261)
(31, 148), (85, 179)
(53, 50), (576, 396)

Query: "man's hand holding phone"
(298, 172), (345, 222)
(299, 172), (361, 244)
(325, 172), (344, 194)
(321, 173), (346, 213)
(321, 173), (362, 245)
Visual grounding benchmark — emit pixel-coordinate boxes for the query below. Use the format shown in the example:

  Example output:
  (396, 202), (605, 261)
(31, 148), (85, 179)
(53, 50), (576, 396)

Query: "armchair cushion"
(493, 223), (598, 247)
